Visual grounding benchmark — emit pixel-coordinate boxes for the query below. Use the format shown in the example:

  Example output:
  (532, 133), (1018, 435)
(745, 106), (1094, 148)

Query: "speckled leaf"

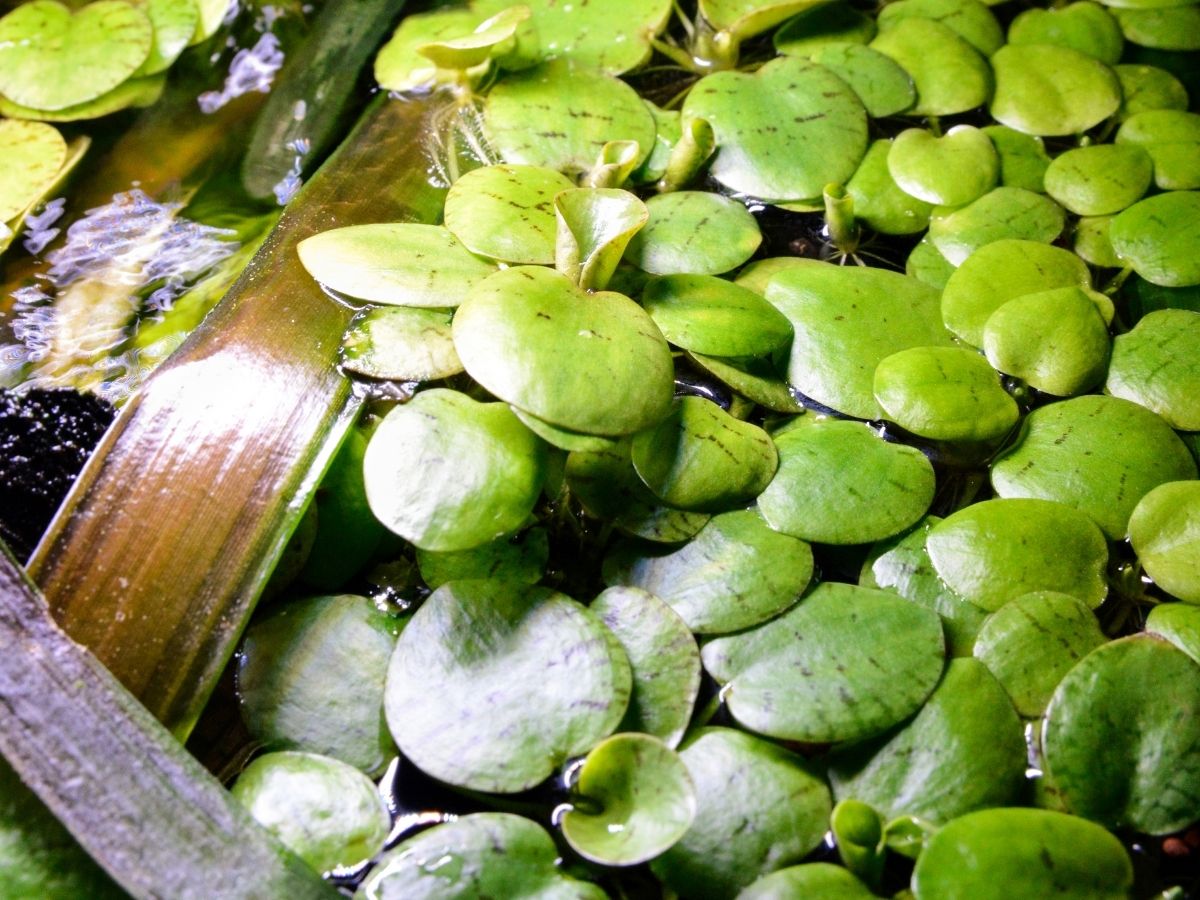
(443, 165), (574, 265)
(827, 659), (1025, 823)
(972, 591), (1107, 716)
(385, 581), (630, 793)
(1113, 5), (1200, 49)
(774, 2), (876, 55)
(1073, 215), (1124, 267)
(682, 55), (867, 202)
(983, 286), (1112, 396)
(591, 587), (700, 748)
(561, 733), (695, 866)
(603, 508), (812, 634)
(232, 751), (390, 874)
(703, 582), (945, 743)
(740, 864), (877, 899)
(989, 44), (1121, 136)
(238, 595), (401, 776)
(1115, 63), (1189, 120)
(415, 527), (549, 590)
(484, 60), (656, 177)
(453, 266), (674, 435)
(991, 395), (1197, 538)
(642, 274), (792, 357)
(1009, 2), (1124, 63)
(928, 187), (1066, 266)
(1146, 603), (1200, 663)
(888, 126), (998, 207)
(912, 809), (1133, 899)
(1128, 481), (1200, 603)
(845, 140), (933, 236)
(1041, 635), (1200, 834)
(0, 120), (66, 222)
(983, 125), (1051, 193)
(340, 307), (462, 382)
(566, 440), (711, 544)
(1106, 309), (1200, 430)
(373, 8), (481, 91)
(363, 389), (547, 552)
(631, 396), (777, 512)
(941, 240), (1092, 346)
(1117, 110), (1200, 190)
(1109, 191), (1200, 287)
(870, 18), (992, 116)
(877, 0), (1003, 53)
(624, 191), (761, 276)
(650, 728), (832, 897)
(0, 1), (152, 111)
(687, 353), (805, 414)
(765, 260), (953, 419)
(758, 418), (936, 544)
(861, 516), (990, 657)
(1044, 144), (1153, 216)
(873, 346), (1018, 442)
(356, 813), (606, 899)
(298, 224), (496, 307)
(927, 498), (1109, 611)
(555, 188), (648, 291)
(806, 44), (914, 117)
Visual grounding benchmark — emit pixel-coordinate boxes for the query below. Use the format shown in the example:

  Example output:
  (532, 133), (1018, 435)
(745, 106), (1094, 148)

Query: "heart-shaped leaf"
(443, 164), (574, 265)
(415, 527), (549, 589)
(876, 0), (1004, 54)
(561, 733), (696, 866)
(384, 580), (631, 793)
(603, 509), (812, 633)
(928, 186), (1067, 266)
(555, 188), (648, 291)
(870, 17), (992, 116)
(340, 307), (462, 382)
(1109, 191), (1200, 287)
(1106, 309), (1200, 430)
(0, 119), (66, 222)
(845, 139), (933, 235)
(889, 126), (999, 207)
(991, 395), (1197, 538)
(806, 43), (915, 118)
(989, 44), (1122, 136)
(1044, 143), (1153, 216)
(1128, 480), (1200, 603)
(927, 498), (1109, 610)
(1112, 5), (1200, 50)
(624, 191), (761, 276)
(1115, 62), (1189, 121)
(642, 274), (792, 357)
(0, 0), (152, 111)
(362, 388), (547, 552)
(984, 125), (1052, 192)
(453, 266), (674, 435)
(1008, 1), (1125, 63)
(1116, 109), (1200, 190)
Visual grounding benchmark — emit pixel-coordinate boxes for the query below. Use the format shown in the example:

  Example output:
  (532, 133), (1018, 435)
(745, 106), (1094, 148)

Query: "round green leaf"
(941, 240), (1092, 346)
(297, 224), (497, 307)
(136, 0), (199, 75)
(774, 2), (876, 55)
(906, 237), (956, 289)
(888, 126), (999, 207)
(927, 498), (1109, 611)
(237, 595), (401, 777)
(734, 255), (813, 295)
(357, 813), (605, 899)
(1113, 5), (1200, 49)
(642, 274), (792, 357)
(1146, 602), (1200, 663)
(845, 139), (933, 236)
(983, 125), (1052, 193)
(374, 9), (482, 92)
(0, 119), (66, 222)
(1117, 109), (1200, 190)
(341, 307), (462, 382)
(0, 71), (164, 122)
(989, 44), (1121, 136)
(1115, 63), (1190, 120)
(876, 0), (1004, 54)
(870, 17), (992, 116)
(1105, 308), (1200, 429)
(928, 186), (1066, 266)
(1008, 2), (1124, 63)
(982, 286), (1112, 396)
(827, 659), (1025, 823)
(452, 266), (674, 436)
(873, 345), (1018, 442)
(415, 527), (549, 590)
(603, 509), (812, 633)
(385, 580), (630, 793)
(972, 591), (1107, 716)
(650, 728), (832, 898)
(443, 164), (575, 265)
(591, 587), (701, 748)
(765, 260), (953, 419)
(561, 733), (696, 866)
(1041, 634), (1200, 834)
(682, 55), (867, 202)
(1073, 215), (1125, 267)
(741, 864), (877, 899)
(231, 751), (389, 873)
(1109, 191), (1200, 287)
(484, 60), (656, 176)
(624, 191), (761, 276)
(912, 808), (1133, 900)
(0, 1), (152, 111)
(1128, 480), (1200, 603)
(363, 389), (547, 552)
(758, 419), (936, 545)
(991, 394), (1197, 538)
(806, 43), (915, 117)
(1044, 143), (1153, 215)
(631, 396), (777, 512)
